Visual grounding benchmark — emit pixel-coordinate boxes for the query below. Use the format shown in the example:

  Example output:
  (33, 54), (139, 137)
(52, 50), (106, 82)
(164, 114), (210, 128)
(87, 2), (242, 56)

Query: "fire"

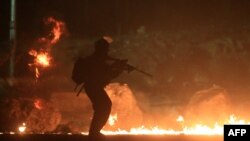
(18, 123), (26, 133)
(36, 52), (50, 67)
(35, 68), (40, 79)
(29, 50), (51, 67)
(47, 17), (65, 44)
(99, 114), (250, 135)
(13, 114), (250, 135)
(176, 115), (184, 122)
(228, 114), (246, 124)
(29, 49), (51, 79)
(28, 17), (65, 80)
(108, 113), (118, 126)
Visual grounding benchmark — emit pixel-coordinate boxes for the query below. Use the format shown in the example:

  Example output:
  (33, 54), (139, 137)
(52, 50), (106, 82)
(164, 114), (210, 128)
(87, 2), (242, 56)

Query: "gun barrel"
(127, 64), (152, 77)
(135, 68), (153, 77)
(108, 57), (153, 78)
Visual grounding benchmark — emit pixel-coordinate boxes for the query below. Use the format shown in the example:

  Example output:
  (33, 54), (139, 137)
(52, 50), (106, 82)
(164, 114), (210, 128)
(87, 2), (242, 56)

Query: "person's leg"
(85, 87), (112, 138)
(89, 95), (112, 135)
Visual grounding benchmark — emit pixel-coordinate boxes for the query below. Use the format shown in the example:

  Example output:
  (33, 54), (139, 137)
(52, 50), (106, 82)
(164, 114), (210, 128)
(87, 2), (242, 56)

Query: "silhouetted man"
(81, 37), (129, 140)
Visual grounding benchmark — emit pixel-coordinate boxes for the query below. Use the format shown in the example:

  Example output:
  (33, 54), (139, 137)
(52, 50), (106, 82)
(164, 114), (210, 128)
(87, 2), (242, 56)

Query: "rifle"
(124, 63), (153, 77)
(108, 56), (153, 78)
(74, 57), (152, 97)
(74, 83), (84, 97)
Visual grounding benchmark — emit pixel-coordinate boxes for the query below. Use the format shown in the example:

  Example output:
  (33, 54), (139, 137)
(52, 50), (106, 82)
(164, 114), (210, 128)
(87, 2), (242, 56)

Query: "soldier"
(80, 37), (130, 140)
(72, 37), (151, 140)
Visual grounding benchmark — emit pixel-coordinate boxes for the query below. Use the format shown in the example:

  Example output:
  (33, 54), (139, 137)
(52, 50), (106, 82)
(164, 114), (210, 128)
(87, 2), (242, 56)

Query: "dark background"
(1, 0), (250, 39)
(1, 0), (250, 77)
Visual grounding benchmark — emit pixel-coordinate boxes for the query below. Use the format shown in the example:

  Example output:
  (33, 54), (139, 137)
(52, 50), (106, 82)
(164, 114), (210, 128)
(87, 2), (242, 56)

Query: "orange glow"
(36, 52), (50, 67)
(176, 115), (184, 122)
(14, 114), (249, 135)
(99, 114), (250, 135)
(47, 17), (65, 44)
(35, 68), (40, 79)
(29, 49), (51, 79)
(108, 113), (118, 126)
(29, 49), (51, 67)
(103, 36), (113, 43)
(34, 99), (43, 110)
(28, 17), (65, 81)
(18, 123), (26, 133)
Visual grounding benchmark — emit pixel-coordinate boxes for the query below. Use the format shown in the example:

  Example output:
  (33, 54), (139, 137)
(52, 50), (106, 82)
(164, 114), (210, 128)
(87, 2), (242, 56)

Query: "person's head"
(94, 38), (110, 57)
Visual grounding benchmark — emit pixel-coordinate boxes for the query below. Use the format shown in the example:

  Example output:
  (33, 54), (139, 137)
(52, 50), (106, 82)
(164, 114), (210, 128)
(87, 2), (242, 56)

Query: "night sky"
(1, 0), (250, 133)
(1, 0), (250, 39)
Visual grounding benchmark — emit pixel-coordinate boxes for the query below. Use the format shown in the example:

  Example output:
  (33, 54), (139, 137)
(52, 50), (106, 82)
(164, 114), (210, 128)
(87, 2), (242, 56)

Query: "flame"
(29, 50), (51, 67)
(108, 113), (118, 126)
(35, 68), (40, 79)
(29, 49), (51, 79)
(13, 114), (250, 135)
(99, 114), (250, 135)
(47, 17), (65, 44)
(28, 17), (65, 80)
(36, 53), (50, 67)
(18, 123), (26, 133)
(228, 114), (246, 124)
(176, 115), (184, 122)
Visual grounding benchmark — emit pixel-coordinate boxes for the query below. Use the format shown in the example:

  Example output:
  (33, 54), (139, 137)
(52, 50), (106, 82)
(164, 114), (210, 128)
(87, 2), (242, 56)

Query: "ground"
(0, 134), (223, 141)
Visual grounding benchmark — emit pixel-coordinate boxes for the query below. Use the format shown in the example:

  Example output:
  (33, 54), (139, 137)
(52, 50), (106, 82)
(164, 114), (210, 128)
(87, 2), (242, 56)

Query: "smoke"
(183, 85), (232, 126)
(0, 76), (249, 133)
(25, 99), (61, 132)
(2, 21), (250, 132)
(104, 83), (143, 130)
(0, 96), (61, 132)
(46, 83), (143, 132)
